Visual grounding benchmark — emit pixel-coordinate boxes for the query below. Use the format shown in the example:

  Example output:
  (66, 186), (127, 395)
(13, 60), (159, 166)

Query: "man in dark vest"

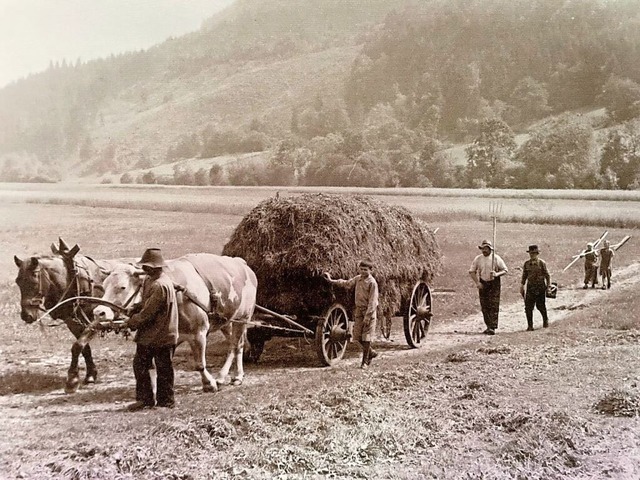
(124, 248), (179, 411)
(520, 245), (551, 331)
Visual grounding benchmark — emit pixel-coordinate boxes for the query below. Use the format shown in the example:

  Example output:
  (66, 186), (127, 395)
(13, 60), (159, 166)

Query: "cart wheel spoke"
(316, 303), (349, 366)
(404, 281), (432, 349)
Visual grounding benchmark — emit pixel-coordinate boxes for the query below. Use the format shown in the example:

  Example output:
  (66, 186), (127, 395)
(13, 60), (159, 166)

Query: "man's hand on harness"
(127, 302), (143, 316)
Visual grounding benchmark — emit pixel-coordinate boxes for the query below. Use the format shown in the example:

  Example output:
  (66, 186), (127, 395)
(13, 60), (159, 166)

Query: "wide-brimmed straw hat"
(137, 248), (167, 268)
(478, 239), (493, 250)
(527, 245), (540, 253)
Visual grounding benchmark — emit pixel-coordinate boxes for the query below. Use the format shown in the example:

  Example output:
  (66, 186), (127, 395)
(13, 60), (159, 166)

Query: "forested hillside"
(2, 0), (640, 189)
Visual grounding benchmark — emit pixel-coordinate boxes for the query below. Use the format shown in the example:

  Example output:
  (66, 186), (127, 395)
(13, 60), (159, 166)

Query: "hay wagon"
(246, 278), (434, 366)
(222, 193), (443, 366)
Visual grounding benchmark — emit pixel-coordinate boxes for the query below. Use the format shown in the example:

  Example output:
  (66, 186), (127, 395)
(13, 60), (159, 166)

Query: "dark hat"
(527, 245), (540, 253)
(137, 248), (167, 268)
(478, 240), (493, 250)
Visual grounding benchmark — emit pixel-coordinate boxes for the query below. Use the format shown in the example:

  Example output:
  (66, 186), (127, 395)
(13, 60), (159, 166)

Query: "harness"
(35, 257), (102, 327)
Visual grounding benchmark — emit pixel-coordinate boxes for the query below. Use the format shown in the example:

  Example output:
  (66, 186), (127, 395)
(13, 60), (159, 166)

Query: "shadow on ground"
(0, 370), (63, 395)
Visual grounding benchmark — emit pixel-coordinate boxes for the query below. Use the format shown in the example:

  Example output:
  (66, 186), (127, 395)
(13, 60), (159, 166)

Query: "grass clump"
(594, 389), (640, 417)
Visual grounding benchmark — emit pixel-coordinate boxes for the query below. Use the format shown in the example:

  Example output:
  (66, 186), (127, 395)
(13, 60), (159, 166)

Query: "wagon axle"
(415, 305), (432, 320)
(328, 324), (349, 343)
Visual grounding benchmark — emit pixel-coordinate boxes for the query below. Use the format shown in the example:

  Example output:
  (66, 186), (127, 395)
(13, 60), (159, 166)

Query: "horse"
(14, 238), (131, 393)
(91, 253), (258, 392)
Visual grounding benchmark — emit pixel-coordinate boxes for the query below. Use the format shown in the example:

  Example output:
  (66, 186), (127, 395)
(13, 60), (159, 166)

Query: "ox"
(14, 238), (131, 393)
(92, 253), (257, 391)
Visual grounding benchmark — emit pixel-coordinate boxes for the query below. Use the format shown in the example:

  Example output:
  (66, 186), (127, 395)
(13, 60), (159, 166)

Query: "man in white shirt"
(468, 239), (508, 335)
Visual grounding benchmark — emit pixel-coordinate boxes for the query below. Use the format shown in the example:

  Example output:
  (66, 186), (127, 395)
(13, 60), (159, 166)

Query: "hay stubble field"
(1, 184), (639, 479)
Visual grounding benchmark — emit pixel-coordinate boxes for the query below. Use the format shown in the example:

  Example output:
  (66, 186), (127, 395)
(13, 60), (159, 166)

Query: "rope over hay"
(222, 193), (442, 320)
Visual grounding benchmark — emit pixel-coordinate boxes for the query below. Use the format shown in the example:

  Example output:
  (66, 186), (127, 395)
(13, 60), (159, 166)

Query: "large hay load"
(222, 193), (442, 364)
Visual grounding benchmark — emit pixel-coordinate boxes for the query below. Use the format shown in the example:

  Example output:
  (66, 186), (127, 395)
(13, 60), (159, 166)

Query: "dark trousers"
(133, 343), (176, 406)
(479, 278), (501, 329)
(584, 265), (598, 286)
(525, 290), (548, 326)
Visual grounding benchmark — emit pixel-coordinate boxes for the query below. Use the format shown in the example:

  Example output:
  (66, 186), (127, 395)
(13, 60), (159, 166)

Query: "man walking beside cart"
(469, 240), (508, 336)
(124, 248), (179, 411)
(323, 260), (379, 368)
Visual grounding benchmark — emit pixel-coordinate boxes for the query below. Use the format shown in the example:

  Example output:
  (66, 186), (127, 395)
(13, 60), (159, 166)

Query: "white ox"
(93, 253), (257, 391)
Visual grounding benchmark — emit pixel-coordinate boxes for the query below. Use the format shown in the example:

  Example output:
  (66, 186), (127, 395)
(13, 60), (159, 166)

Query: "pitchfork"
(489, 202), (503, 271)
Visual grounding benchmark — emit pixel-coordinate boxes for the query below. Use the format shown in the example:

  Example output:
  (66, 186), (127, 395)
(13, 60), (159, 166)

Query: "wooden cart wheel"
(403, 281), (432, 348)
(315, 303), (350, 366)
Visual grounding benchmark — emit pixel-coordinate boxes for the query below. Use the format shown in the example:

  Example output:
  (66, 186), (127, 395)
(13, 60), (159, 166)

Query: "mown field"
(4, 183), (640, 228)
(1, 183), (639, 479)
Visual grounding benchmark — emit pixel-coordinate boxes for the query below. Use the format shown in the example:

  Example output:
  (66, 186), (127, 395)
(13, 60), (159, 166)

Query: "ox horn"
(14, 255), (23, 267)
(58, 237), (70, 252)
(50, 243), (59, 254)
(68, 244), (80, 257)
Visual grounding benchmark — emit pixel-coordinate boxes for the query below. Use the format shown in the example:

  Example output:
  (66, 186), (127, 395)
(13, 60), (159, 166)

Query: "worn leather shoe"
(127, 401), (155, 412)
(486, 329), (495, 335)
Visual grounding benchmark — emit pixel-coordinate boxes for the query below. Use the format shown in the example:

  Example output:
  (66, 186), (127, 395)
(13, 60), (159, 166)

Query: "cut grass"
(2, 187), (640, 479)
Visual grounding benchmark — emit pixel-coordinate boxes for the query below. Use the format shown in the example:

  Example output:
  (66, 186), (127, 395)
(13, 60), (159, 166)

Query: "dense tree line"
(138, 106), (640, 190)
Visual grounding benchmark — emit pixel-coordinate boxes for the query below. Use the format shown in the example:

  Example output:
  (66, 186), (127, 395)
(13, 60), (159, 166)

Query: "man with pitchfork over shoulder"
(469, 239), (508, 335)
(469, 204), (508, 335)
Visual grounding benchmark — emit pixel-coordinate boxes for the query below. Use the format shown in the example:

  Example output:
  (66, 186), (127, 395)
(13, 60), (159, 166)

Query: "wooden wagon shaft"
(232, 319), (312, 335)
(254, 305), (314, 335)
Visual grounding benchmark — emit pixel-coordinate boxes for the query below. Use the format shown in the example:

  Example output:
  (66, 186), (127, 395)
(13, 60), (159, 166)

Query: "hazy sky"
(0, 0), (233, 87)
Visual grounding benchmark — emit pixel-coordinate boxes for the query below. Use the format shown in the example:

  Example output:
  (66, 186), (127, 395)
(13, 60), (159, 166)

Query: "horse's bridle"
(29, 258), (95, 324)
(25, 266), (53, 311)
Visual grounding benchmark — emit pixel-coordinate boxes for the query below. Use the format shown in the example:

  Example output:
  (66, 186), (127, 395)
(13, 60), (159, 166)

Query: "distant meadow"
(2, 183), (640, 228)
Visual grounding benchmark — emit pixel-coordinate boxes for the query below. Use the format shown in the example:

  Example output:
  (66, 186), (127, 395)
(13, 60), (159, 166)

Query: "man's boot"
(526, 314), (534, 332)
(361, 342), (370, 368)
(542, 317), (549, 328)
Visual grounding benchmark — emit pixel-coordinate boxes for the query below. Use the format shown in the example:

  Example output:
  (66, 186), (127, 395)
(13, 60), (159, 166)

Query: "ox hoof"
(215, 377), (231, 386)
(231, 378), (243, 386)
(65, 378), (80, 394)
(83, 374), (98, 385)
(203, 383), (218, 393)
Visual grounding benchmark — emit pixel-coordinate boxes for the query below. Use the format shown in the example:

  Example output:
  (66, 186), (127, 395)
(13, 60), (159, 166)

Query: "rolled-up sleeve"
(332, 276), (358, 289)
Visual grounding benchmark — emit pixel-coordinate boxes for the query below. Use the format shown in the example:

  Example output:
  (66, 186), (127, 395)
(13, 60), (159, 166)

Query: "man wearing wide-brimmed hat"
(124, 248), (179, 411)
(469, 239), (508, 335)
(520, 245), (551, 331)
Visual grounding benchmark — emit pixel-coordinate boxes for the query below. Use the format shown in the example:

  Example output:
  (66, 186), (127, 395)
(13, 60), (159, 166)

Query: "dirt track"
(2, 263), (638, 416)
